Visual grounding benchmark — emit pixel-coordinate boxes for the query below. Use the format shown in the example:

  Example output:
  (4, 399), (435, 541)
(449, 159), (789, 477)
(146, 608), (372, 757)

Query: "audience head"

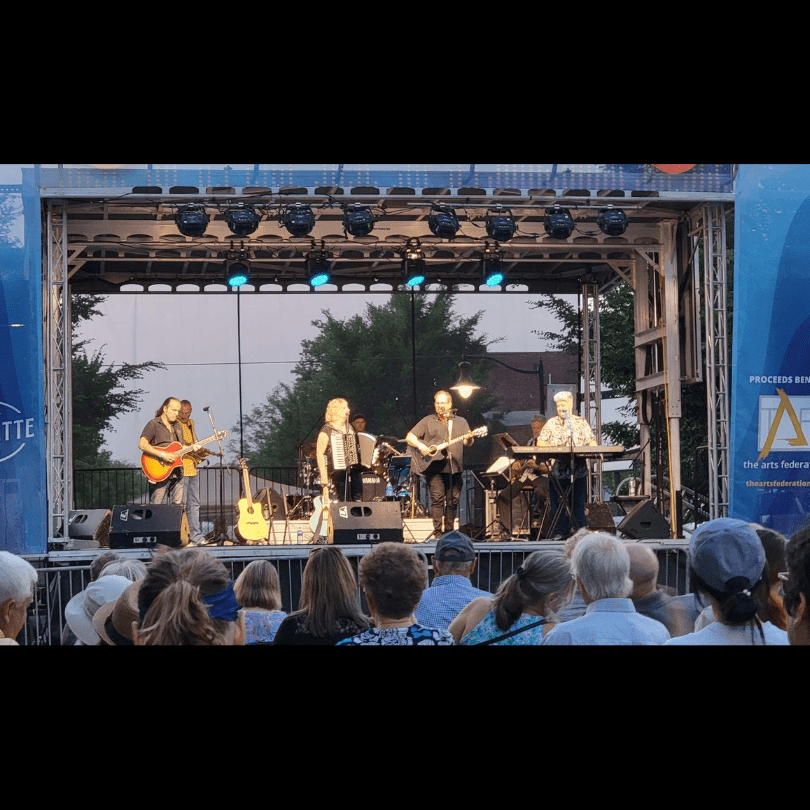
(626, 543), (660, 599)
(0, 551), (39, 642)
(688, 518), (766, 625)
(93, 580), (143, 646)
(572, 533), (633, 603)
(492, 550), (574, 631)
(563, 528), (592, 558)
(65, 575), (134, 646)
(752, 524), (789, 630)
(90, 551), (122, 581)
(433, 531), (477, 578)
(298, 546), (367, 636)
(359, 542), (427, 621)
(784, 525), (810, 645)
(135, 549), (244, 645)
(99, 558), (148, 583)
(234, 560), (282, 611)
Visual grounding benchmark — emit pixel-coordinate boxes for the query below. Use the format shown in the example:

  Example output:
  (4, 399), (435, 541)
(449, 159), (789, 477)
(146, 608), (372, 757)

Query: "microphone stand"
(203, 406), (228, 545)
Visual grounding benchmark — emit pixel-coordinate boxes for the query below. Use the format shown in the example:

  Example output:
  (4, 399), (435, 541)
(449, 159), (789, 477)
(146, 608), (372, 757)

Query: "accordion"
(328, 430), (375, 476)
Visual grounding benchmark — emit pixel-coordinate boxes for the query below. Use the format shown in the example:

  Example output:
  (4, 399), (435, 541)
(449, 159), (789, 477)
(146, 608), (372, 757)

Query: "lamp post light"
(451, 355), (546, 415)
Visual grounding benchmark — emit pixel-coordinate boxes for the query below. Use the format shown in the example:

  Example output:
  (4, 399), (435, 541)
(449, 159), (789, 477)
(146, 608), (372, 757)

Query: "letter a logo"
(758, 388), (809, 460)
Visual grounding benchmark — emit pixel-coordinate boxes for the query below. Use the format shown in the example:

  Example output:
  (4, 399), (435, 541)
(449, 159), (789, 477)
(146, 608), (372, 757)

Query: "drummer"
(351, 413), (368, 435)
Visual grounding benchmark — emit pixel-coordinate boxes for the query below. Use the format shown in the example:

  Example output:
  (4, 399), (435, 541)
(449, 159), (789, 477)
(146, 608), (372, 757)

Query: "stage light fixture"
(429, 204), (461, 239)
(225, 203), (261, 237)
(226, 260), (251, 287)
(175, 204), (210, 238)
(281, 203), (317, 238)
(482, 244), (506, 287)
(597, 206), (628, 237)
(485, 208), (517, 242)
(307, 250), (332, 287)
(402, 240), (426, 288)
(544, 206), (576, 239)
(343, 204), (376, 237)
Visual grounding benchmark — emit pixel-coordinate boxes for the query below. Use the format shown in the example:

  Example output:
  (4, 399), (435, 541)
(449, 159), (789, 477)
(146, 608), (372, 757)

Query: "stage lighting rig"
(343, 204), (376, 237)
(429, 204), (461, 239)
(175, 204), (210, 238)
(402, 239), (426, 288)
(485, 207), (517, 242)
(597, 206), (629, 236)
(225, 203), (261, 237)
(281, 203), (317, 238)
(544, 206), (576, 239)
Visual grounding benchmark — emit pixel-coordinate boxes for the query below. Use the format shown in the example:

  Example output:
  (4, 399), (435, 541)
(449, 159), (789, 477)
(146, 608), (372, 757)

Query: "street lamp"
(451, 355), (546, 414)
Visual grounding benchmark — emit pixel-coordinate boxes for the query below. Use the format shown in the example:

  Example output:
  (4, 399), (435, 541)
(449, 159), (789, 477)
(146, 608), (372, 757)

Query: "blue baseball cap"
(689, 518), (766, 593)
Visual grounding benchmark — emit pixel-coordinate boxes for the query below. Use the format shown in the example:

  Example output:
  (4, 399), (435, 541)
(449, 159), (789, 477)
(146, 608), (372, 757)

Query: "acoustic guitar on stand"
(141, 431), (228, 483)
(411, 427), (489, 476)
(235, 458), (270, 544)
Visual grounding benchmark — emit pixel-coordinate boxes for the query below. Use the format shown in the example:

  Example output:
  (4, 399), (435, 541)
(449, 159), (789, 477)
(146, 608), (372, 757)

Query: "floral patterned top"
(242, 610), (287, 645)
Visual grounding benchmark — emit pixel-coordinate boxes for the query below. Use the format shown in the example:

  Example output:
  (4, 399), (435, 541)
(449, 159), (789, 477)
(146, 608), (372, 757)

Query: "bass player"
(139, 397), (186, 505)
(406, 390), (476, 539)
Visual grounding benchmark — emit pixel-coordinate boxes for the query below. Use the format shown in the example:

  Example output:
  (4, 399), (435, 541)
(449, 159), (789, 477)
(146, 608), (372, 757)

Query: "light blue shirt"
(414, 575), (492, 631)
(541, 598), (671, 646)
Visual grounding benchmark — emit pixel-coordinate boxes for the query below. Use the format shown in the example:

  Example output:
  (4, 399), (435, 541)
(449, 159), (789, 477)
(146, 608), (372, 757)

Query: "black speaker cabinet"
(359, 471), (386, 502)
(67, 509), (112, 543)
(109, 504), (190, 549)
(617, 499), (670, 540)
(329, 501), (404, 545)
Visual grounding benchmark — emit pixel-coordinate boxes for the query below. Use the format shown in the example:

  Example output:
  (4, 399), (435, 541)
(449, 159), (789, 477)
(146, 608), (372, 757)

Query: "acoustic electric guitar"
(140, 430), (228, 483)
(235, 458), (270, 544)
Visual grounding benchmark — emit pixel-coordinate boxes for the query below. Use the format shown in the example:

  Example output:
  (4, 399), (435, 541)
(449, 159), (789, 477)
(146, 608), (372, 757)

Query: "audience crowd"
(2, 515), (809, 646)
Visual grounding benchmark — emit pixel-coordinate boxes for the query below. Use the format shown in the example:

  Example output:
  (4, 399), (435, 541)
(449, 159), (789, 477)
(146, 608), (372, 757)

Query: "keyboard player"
(316, 398), (364, 506)
(537, 391), (597, 539)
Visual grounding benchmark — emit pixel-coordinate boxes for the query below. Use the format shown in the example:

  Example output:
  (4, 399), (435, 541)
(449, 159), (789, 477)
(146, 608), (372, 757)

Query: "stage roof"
(34, 164), (736, 295)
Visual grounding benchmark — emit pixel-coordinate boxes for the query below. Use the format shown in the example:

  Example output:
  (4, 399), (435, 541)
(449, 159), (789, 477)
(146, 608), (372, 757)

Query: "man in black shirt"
(407, 391), (475, 538)
(139, 397), (186, 505)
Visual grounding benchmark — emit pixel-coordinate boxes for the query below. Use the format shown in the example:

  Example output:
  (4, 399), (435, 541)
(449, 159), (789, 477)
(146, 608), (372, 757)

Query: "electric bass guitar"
(140, 430), (228, 483)
(235, 458), (269, 545)
(411, 426), (489, 476)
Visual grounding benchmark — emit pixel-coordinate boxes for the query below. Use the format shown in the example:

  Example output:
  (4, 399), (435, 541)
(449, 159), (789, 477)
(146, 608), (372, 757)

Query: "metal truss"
(581, 282), (604, 501)
(699, 203), (730, 519)
(45, 204), (72, 537)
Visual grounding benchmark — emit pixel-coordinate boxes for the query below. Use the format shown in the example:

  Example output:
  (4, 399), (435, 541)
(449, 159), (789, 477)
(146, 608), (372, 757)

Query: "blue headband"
(202, 582), (241, 623)
(139, 582), (241, 624)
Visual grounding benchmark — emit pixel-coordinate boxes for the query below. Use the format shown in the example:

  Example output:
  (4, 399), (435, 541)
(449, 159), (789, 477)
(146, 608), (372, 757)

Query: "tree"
(235, 293), (500, 469)
(71, 295), (165, 468)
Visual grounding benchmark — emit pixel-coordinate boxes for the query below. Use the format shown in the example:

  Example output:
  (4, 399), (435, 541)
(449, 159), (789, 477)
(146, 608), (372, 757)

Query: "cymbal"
(297, 440), (317, 458)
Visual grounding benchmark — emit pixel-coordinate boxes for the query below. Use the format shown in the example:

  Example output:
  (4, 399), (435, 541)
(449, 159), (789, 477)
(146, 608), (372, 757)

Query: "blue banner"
(731, 164), (810, 537)
(0, 180), (46, 554)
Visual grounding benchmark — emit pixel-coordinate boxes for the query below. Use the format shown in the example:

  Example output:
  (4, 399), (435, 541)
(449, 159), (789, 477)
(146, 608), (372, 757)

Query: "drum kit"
(292, 432), (419, 520)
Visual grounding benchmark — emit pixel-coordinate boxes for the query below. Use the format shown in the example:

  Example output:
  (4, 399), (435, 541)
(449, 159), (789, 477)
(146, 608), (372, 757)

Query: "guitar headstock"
(238, 458), (249, 470)
(473, 427), (489, 438)
(216, 430), (228, 440)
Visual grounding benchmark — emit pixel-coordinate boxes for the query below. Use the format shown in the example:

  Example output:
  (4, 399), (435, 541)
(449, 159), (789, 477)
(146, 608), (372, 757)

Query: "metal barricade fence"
(19, 542), (692, 646)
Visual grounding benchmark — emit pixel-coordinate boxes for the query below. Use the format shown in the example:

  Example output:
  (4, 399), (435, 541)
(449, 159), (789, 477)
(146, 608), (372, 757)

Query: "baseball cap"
(689, 518), (766, 593)
(434, 531), (475, 562)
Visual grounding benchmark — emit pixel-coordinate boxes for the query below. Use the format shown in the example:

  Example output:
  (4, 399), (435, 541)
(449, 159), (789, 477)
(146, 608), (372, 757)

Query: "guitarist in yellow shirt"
(178, 400), (213, 545)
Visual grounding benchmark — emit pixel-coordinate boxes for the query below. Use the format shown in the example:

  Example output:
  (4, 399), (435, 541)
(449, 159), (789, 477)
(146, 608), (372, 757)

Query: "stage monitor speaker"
(329, 501), (403, 545)
(585, 502), (616, 534)
(67, 509), (112, 547)
(109, 504), (190, 549)
(617, 499), (670, 540)
(254, 487), (286, 524)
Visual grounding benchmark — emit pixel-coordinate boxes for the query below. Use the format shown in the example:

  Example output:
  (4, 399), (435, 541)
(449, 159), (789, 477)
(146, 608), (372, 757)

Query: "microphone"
(564, 409), (574, 442)
(203, 405), (211, 412)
